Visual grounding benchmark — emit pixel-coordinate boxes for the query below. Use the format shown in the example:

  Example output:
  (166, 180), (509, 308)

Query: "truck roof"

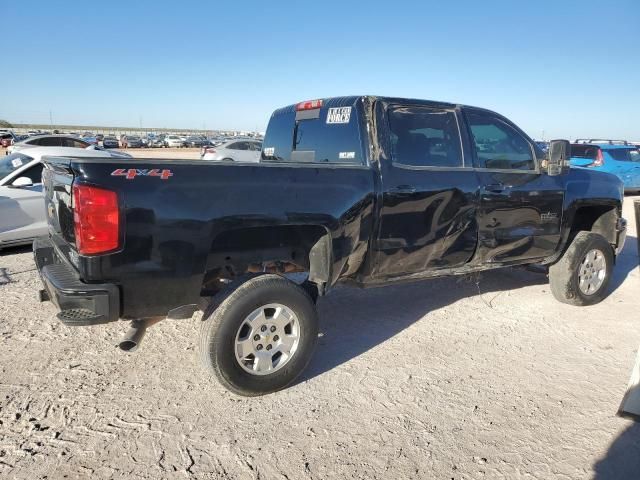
(271, 95), (467, 117)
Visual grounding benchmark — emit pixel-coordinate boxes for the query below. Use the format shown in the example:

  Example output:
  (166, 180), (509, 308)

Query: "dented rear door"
(372, 103), (481, 278)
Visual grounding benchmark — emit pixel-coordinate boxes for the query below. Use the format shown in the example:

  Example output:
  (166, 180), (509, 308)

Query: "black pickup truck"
(35, 96), (627, 395)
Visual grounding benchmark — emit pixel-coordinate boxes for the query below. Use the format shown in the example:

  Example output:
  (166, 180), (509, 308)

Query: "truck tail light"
(295, 99), (323, 111)
(73, 184), (120, 255)
(589, 149), (604, 167)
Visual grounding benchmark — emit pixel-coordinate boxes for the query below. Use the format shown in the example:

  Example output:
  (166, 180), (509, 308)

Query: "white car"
(0, 147), (130, 249)
(7, 134), (91, 154)
(200, 139), (262, 162)
(164, 135), (184, 148)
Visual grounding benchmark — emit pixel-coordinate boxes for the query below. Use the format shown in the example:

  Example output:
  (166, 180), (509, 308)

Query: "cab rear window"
(261, 105), (364, 164)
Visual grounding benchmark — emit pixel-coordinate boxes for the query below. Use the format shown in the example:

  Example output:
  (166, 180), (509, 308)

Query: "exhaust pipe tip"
(118, 339), (140, 352)
(118, 320), (148, 352)
(117, 317), (163, 353)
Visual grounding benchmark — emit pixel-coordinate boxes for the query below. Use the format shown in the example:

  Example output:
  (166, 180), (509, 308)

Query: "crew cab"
(35, 96), (627, 395)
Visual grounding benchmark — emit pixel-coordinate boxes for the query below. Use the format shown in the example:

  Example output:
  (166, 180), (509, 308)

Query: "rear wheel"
(199, 274), (319, 396)
(549, 231), (613, 306)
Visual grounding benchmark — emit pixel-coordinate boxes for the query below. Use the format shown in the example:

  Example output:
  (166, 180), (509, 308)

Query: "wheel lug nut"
(253, 334), (260, 341)
(273, 335), (279, 341)
(266, 344), (272, 351)
(270, 326), (276, 332)
(260, 325), (267, 332)
(256, 344), (263, 350)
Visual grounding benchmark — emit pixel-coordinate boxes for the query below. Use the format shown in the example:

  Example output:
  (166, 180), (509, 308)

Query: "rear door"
(463, 108), (564, 263)
(372, 103), (481, 278)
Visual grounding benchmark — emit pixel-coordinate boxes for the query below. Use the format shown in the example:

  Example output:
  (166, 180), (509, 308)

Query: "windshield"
(0, 153), (34, 180)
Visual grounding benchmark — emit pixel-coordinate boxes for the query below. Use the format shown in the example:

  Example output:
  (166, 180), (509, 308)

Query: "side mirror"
(546, 139), (571, 176)
(10, 176), (34, 188)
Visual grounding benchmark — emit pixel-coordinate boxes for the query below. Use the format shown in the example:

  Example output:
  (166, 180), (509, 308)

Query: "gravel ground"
(0, 189), (638, 479)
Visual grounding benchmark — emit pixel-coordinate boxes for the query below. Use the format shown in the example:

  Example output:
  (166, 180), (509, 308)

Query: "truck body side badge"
(111, 168), (174, 180)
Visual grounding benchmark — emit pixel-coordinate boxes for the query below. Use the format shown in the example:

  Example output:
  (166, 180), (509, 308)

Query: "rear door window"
(228, 142), (248, 150)
(262, 103), (364, 164)
(37, 137), (62, 147)
(607, 148), (635, 162)
(63, 138), (89, 148)
(387, 107), (463, 167)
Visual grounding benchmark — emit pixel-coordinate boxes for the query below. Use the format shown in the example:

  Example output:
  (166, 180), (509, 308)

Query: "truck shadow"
(301, 267), (548, 383)
(0, 245), (34, 284)
(301, 239), (639, 384)
(609, 234), (638, 293)
(0, 244), (32, 257)
(593, 422), (640, 479)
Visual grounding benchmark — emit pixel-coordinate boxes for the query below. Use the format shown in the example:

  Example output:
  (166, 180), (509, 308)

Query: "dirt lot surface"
(0, 178), (638, 478)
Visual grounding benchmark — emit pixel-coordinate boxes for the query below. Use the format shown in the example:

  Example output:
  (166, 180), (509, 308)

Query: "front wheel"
(549, 231), (614, 306)
(199, 274), (319, 396)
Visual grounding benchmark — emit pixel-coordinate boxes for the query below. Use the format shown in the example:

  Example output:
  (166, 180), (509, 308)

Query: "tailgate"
(42, 156), (77, 264)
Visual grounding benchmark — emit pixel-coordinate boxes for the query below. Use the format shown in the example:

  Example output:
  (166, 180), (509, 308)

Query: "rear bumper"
(34, 237), (120, 326)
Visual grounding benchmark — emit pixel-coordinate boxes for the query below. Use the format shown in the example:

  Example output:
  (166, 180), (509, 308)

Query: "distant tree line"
(0, 120), (13, 128)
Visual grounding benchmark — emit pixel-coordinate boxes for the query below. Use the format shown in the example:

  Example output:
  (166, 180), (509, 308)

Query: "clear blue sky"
(4, 0), (639, 139)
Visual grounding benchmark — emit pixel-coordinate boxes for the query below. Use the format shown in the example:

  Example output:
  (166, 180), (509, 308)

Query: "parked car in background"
(0, 147), (130, 250)
(184, 135), (207, 147)
(164, 135), (184, 148)
(7, 135), (91, 154)
(96, 134), (104, 143)
(148, 135), (165, 148)
(84, 145), (133, 159)
(535, 141), (549, 152)
(570, 142), (640, 193)
(0, 132), (17, 148)
(200, 139), (262, 162)
(82, 136), (99, 146)
(124, 136), (144, 148)
(102, 136), (120, 148)
(2, 134), (28, 148)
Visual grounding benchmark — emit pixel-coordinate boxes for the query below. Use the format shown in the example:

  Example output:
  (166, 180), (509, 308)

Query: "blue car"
(570, 142), (640, 193)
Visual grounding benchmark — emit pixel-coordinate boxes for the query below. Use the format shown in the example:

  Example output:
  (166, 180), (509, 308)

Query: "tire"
(549, 231), (614, 306)
(221, 157), (234, 162)
(199, 274), (319, 396)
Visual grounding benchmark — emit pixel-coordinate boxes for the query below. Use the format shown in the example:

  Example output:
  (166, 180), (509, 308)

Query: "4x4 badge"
(111, 168), (173, 180)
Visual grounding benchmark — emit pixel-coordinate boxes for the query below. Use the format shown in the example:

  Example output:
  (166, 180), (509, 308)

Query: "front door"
(372, 104), (481, 279)
(463, 109), (564, 264)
